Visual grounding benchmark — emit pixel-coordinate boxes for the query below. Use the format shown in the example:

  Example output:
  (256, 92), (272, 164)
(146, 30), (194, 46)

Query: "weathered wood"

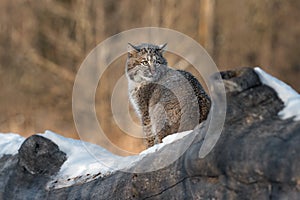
(0, 67), (299, 200)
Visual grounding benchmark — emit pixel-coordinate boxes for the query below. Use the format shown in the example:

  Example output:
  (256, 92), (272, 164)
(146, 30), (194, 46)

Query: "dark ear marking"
(158, 43), (167, 53)
(128, 43), (139, 51)
(128, 43), (139, 58)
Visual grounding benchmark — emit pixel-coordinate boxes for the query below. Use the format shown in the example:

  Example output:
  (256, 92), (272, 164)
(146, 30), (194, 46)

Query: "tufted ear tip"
(128, 43), (139, 51)
(158, 43), (167, 53)
(127, 43), (139, 58)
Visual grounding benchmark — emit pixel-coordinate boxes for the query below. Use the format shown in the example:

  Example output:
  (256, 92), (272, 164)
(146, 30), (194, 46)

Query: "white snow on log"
(0, 129), (192, 189)
(40, 131), (117, 174)
(140, 130), (192, 155)
(40, 129), (192, 189)
(39, 130), (128, 189)
(0, 133), (25, 157)
(255, 67), (300, 121)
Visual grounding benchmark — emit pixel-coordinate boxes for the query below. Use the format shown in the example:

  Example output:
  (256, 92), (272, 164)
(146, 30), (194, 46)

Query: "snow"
(0, 133), (25, 157)
(40, 129), (192, 189)
(254, 67), (300, 121)
(39, 131), (118, 177)
(0, 129), (192, 189)
(140, 130), (192, 155)
(278, 96), (300, 121)
(39, 130), (132, 188)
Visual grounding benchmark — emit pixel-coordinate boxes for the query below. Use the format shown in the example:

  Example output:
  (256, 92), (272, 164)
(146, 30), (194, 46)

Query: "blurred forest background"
(0, 0), (299, 154)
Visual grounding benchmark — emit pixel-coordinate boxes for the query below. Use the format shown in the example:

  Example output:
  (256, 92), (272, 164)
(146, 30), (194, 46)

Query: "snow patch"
(254, 67), (300, 121)
(0, 133), (25, 157)
(140, 130), (192, 155)
(40, 130), (130, 189)
(0, 130), (192, 189)
(41, 129), (192, 189)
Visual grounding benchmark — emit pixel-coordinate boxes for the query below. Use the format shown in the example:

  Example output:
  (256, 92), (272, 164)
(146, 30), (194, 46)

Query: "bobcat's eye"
(155, 60), (163, 65)
(142, 61), (148, 66)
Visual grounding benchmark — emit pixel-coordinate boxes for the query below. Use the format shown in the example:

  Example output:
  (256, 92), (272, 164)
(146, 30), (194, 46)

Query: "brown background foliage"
(0, 0), (299, 154)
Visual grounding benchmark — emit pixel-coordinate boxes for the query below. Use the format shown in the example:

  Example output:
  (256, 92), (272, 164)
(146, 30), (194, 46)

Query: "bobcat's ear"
(158, 43), (167, 53)
(128, 43), (139, 57)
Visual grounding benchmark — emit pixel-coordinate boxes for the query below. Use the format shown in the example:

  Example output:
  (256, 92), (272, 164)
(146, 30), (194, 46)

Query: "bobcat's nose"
(149, 64), (156, 74)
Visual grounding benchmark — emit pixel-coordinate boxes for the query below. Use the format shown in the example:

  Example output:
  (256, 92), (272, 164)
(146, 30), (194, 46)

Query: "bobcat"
(126, 43), (211, 147)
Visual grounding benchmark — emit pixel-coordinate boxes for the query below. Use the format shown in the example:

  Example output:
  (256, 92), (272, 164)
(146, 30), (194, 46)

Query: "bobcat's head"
(126, 43), (168, 82)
